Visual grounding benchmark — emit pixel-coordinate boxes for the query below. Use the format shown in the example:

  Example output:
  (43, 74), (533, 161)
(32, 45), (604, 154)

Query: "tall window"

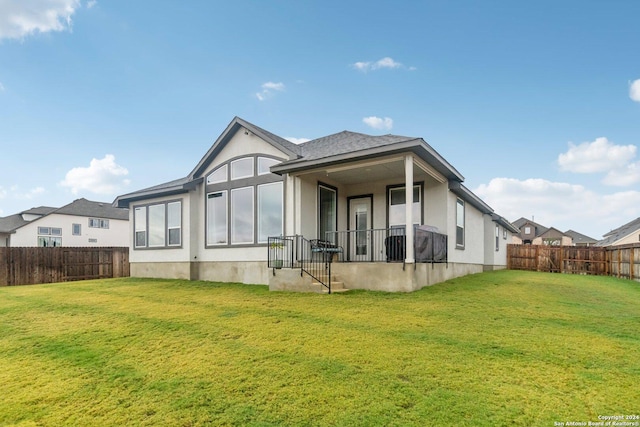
(319, 184), (337, 242)
(258, 182), (283, 243)
(495, 224), (500, 251)
(135, 207), (147, 247)
(207, 191), (228, 245)
(133, 200), (182, 249)
(231, 187), (254, 244)
(205, 156), (283, 247)
(72, 223), (81, 236)
(388, 184), (422, 233)
(456, 198), (465, 248)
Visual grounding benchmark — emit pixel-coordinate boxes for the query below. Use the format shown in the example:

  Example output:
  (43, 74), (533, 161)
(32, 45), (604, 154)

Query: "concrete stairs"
(309, 273), (349, 294)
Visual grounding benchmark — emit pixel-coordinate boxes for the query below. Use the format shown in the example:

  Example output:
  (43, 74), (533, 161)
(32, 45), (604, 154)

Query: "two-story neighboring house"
(511, 217), (597, 246)
(0, 198), (129, 247)
(512, 218), (548, 244)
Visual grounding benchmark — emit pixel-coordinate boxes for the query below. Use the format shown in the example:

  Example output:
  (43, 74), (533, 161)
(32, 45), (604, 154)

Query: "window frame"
(132, 199), (183, 250)
(72, 223), (81, 236)
(318, 183), (338, 243)
(386, 182), (424, 232)
(205, 155), (284, 249)
(456, 198), (465, 249)
(89, 218), (109, 229)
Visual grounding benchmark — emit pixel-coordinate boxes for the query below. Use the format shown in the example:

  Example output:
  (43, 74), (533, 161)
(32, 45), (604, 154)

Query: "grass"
(0, 270), (638, 426)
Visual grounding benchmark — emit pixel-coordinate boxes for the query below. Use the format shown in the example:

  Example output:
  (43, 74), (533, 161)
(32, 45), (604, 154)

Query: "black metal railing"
(267, 236), (297, 270)
(325, 226), (448, 266)
(298, 236), (341, 294)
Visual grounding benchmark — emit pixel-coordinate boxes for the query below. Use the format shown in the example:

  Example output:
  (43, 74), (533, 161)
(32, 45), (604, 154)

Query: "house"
(511, 217), (548, 244)
(0, 198), (129, 247)
(532, 227), (572, 246)
(511, 218), (597, 247)
(596, 217), (640, 247)
(114, 116), (518, 292)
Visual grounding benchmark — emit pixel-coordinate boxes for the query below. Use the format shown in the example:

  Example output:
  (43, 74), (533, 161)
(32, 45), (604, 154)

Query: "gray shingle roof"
(564, 229), (598, 245)
(296, 131), (416, 162)
(0, 214), (29, 233)
(596, 217), (640, 246)
(56, 198), (129, 220)
(115, 116), (466, 206)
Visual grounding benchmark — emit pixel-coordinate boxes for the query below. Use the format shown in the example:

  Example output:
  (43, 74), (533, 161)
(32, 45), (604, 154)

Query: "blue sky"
(1, 0), (639, 239)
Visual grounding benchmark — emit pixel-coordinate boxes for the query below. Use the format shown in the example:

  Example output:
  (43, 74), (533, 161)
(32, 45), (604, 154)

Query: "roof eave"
(271, 139), (465, 182)
(114, 178), (202, 208)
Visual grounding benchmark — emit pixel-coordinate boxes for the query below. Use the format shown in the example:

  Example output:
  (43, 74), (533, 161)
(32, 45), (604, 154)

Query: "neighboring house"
(0, 198), (129, 247)
(596, 217), (640, 247)
(511, 218), (597, 247)
(564, 230), (598, 247)
(532, 227), (572, 246)
(511, 217), (548, 244)
(114, 116), (518, 292)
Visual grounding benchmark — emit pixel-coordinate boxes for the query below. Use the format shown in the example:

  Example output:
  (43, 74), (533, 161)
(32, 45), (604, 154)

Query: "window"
(148, 204), (166, 247)
(89, 218), (109, 229)
(503, 229), (507, 240)
(231, 187), (254, 244)
(388, 184), (422, 233)
(167, 201), (181, 246)
(231, 157), (254, 180)
(258, 182), (283, 243)
(524, 226), (531, 235)
(38, 227), (62, 247)
(133, 200), (182, 249)
(207, 164), (227, 184)
(456, 198), (465, 248)
(258, 157), (280, 175)
(135, 207), (147, 247)
(207, 191), (228, 245)
(72, 223), (81, 236)
(319, 184), (337, 242)
(496, 225), (500, 251)
(205, 155), (284, 247)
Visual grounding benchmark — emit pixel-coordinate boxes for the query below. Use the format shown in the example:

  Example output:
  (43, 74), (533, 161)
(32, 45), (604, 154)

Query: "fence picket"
(0, 247), (129, 286)
(508, 244), (640, 280)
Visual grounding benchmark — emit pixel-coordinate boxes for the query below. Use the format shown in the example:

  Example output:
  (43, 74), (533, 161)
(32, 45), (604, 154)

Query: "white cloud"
(630, 79), (640, 102)
(285, 137), (311, 144)
(557, 137), (640, 187)
(256, 81), (285, 101)
(86, 0), (97, 8)
(475, 177), (640, 238)
(363, 116), (393, 131)
(24, 187), (45, 199)
(0, 0), (81, 40)
(60, 154), (130, 195)
(351, 57), (410, 72)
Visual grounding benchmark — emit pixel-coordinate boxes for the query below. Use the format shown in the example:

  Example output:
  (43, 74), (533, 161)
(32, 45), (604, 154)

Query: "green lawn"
(0, 271), (638, 426)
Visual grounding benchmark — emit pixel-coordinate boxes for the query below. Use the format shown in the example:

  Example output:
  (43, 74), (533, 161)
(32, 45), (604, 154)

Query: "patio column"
(404, 154), (415, 263)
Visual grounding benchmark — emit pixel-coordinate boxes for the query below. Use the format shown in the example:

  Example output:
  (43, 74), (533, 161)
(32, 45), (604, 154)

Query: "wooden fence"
(0, 247), (129, 286)
(508, 243), (640, 280)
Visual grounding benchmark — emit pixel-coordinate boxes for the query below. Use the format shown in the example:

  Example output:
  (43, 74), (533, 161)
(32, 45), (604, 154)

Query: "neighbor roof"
(596, 217), (640, 247)
(564, 229), (598, 245)
(0, 199), (128, 234)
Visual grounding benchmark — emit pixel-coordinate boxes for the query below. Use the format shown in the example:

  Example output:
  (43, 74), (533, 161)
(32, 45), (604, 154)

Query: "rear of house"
(115, 117), (517, 292)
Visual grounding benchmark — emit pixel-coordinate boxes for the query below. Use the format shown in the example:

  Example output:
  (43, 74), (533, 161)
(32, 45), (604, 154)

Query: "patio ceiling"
(296, 156), (446, 186)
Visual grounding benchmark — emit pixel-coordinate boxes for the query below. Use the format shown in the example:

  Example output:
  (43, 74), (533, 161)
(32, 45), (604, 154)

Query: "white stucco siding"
(424, 183), (449, 232)
(9, 214), (128, 247)
(447, 192), (485, 265)
(610, 232), (640, 246)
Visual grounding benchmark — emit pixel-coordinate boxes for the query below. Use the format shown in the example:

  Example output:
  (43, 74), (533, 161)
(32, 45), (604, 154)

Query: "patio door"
(349, 196), (372, 261)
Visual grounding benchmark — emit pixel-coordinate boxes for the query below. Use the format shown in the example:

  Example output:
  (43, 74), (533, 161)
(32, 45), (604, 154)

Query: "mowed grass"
(0, 271), (638, 426)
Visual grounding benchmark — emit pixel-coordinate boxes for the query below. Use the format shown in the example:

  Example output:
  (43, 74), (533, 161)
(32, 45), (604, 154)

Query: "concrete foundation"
(130, 260), (489, 292)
